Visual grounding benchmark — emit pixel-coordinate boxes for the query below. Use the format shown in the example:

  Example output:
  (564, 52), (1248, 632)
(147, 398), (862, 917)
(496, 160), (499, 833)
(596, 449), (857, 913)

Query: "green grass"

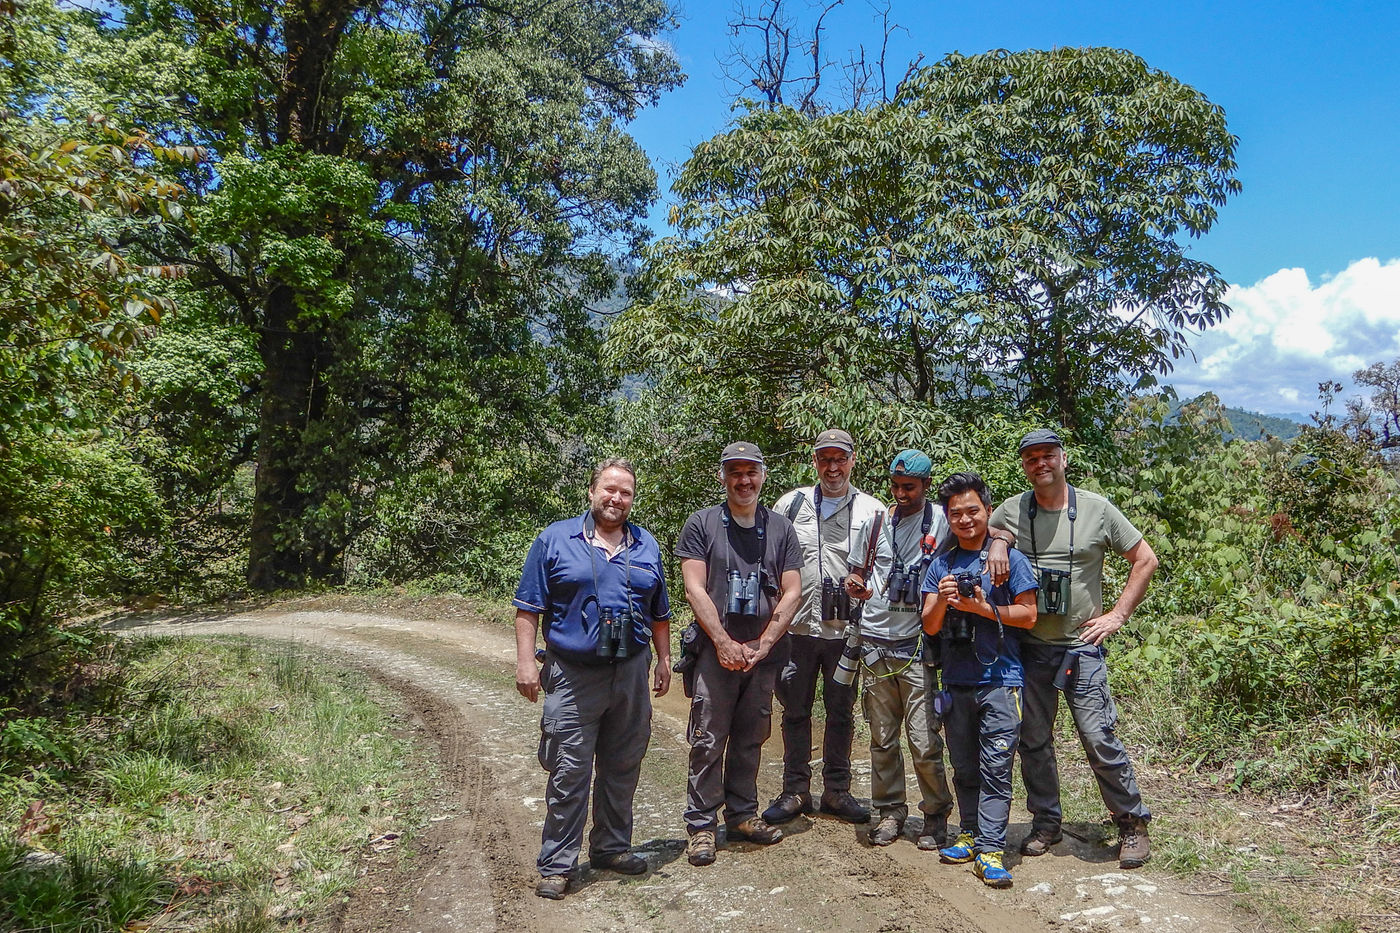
(0, 636), (435, 932)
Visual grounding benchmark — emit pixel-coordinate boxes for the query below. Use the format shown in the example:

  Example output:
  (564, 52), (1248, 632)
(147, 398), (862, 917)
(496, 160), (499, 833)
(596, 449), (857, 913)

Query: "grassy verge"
(0, 636), (435, 932)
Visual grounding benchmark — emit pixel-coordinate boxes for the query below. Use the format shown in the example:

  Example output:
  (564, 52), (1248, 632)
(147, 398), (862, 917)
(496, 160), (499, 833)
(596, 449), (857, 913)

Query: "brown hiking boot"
(870, 815), (903, 846)
(1019, 826), (1063, 856)
(726, 817), (784, 844)
(916, 813), (948, 850)
(1118, 816), (1150, 869)
(687, 830), (716, 866)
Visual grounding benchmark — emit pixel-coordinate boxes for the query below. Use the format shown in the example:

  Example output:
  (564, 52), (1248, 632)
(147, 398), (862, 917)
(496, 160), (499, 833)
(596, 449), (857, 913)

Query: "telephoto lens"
(833, 624), (861, 686)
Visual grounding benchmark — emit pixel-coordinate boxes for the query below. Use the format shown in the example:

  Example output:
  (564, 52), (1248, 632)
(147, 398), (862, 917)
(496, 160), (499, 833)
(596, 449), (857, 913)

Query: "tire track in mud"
(116, 607), (1249, 933)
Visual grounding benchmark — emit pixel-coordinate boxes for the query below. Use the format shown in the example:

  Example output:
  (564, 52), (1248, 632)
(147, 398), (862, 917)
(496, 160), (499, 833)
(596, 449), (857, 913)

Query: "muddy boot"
(1118, 816), (1150, 869)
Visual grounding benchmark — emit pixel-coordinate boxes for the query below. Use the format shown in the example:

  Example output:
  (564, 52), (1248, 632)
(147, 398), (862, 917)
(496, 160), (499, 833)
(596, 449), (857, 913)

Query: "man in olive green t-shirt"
(984, 429), (1159, 869)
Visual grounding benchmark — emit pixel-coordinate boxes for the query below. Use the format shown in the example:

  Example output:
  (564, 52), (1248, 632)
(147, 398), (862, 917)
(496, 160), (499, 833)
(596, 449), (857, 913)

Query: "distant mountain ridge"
(1220, 406), (1304, 441)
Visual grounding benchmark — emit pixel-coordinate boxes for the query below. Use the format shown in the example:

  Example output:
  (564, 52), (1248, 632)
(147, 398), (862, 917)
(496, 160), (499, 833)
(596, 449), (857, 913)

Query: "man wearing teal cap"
(844, 449), (954, 849)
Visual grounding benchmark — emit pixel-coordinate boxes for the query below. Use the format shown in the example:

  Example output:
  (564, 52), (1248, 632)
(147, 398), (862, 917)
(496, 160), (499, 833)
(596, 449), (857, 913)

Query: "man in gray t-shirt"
(986, 429), (1159, 870)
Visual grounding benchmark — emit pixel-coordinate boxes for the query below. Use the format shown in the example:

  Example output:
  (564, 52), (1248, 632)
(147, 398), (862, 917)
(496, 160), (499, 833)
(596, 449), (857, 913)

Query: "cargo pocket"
(538, 715), (561, 772)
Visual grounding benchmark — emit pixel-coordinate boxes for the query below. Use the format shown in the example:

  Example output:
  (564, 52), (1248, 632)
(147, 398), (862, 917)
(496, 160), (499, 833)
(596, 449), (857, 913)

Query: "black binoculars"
(943, 609), (975, 643)
(726, 569), (760, 617)
(1036, 566), (1070, 615)
(885, 564), (922, 606)
(821, 578), (853, 622)
(596, 606), (633, 659)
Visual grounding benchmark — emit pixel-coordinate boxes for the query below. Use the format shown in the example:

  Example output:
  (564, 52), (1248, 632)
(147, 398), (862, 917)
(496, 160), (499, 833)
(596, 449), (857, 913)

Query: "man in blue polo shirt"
(513, 457), (673, 900)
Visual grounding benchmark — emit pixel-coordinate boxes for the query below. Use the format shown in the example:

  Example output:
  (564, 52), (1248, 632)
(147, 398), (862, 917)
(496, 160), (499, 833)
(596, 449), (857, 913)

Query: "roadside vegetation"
(0, 637), (432, 932)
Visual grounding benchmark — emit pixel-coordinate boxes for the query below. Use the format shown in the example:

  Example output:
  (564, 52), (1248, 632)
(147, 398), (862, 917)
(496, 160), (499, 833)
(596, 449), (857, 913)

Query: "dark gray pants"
(536, 649), (652, 877)
(685, 645), (778, 833)
(777, 633), (856, 795)
(1019, 642), (1150, 832)
(944, 684), (1021, 854)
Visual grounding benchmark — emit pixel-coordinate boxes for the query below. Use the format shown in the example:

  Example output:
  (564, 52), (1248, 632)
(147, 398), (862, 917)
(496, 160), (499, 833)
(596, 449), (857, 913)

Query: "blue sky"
(626, 0), (1400, 416)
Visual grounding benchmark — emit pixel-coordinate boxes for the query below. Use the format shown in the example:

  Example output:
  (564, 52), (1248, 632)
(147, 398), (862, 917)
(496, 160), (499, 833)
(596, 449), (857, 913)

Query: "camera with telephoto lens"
(1036, 566), (1071, 615)
(955, 571), (981, 599)
(832, 623), (861, 686)
(595, 606), (632, 659)
(726, 569), (760, 617)
(821, 578), (853, 622)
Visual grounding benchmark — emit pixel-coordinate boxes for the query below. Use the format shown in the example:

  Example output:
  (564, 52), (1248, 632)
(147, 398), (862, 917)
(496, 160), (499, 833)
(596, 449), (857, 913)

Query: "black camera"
(821, 578), (853, 622)
(727, 569), (760, 616)
(955, 571), (981, 599)
(596, 606), (633, 659)
(1036, 566), (1070, 615)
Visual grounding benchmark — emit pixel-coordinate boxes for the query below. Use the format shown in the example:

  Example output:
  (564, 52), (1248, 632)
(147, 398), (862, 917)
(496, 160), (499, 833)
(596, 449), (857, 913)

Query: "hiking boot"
(535, 875), (568, 899)
(819, 789), (870, 823)
(916, 814), (948, 851)
(686, 830), (716, 866)
(726, 817), (784, 845)
(974, 851), (1013, 888)
(761, 791), (814, 825)
(939, 831), (976, 864)
(869, 815), (903, 846)
(592, 851), (648, 875)
(1118, 816), (1150, 869)
(1018, 826), (1063, 857)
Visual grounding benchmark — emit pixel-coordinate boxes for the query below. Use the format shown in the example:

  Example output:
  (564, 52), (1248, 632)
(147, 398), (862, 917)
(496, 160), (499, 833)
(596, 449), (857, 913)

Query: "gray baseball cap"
(814, 428), (854, 453)
(720, 441), (765, 464)
(1018, 428), (1065, 451)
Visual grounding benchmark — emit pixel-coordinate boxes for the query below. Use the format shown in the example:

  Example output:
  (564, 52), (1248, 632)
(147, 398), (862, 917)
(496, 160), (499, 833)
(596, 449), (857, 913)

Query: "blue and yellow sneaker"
(974, 851), (1013, 888)
(938, 832), (976, 864)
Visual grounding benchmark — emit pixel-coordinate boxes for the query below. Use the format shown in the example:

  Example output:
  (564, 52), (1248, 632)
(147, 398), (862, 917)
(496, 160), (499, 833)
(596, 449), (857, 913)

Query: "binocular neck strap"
(585, 516), (634, 619)
(720, 503), (767, 582)
(1027, 484), (1076, 577)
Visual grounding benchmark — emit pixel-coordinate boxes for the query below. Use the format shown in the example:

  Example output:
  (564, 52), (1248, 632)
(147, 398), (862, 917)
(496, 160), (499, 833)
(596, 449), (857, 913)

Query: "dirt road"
(116, 604), (1249, 932)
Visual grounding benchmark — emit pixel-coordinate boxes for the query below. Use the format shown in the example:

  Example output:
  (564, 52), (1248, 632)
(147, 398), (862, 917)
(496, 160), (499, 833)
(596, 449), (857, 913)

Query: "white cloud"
(1170, 258), (1400, 414)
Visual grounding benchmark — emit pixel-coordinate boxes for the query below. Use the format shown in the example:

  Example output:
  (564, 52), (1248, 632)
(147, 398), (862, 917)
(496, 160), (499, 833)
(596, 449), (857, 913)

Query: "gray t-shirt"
(990, 487), (1143, 647)
(772, 485), (885, 639)
(850, 502), (948, 641)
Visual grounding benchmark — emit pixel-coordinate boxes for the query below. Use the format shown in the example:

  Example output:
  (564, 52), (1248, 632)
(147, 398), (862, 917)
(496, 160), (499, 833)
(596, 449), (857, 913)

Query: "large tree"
(61, 0), (681, 588)
(613, 46), (1239, 445)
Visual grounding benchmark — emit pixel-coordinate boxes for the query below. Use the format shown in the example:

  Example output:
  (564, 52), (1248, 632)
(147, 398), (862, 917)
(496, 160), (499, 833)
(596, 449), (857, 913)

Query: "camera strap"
(1026, 484), (1077, 580)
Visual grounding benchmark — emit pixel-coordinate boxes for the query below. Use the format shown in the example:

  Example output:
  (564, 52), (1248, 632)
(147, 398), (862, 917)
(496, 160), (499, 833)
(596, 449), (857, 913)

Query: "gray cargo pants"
(861, 647), (953, 823)
(1019, 641), (1150, 832)
(536, 649), (652, 877)
(685, 645), (778, 833)
(944, 684), (1021, 854)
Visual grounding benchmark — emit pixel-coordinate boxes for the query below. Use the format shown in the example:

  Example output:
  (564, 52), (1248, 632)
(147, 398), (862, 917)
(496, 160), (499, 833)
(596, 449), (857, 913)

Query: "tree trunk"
(247, 285), (319, 591)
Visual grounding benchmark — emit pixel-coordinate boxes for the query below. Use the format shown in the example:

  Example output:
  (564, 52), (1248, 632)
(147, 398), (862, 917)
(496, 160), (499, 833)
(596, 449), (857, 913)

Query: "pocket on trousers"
(538, 716), (560, 771)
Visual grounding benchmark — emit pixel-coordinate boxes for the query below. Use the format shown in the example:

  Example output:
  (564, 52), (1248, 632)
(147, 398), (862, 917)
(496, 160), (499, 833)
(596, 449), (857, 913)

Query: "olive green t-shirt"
(989, 487), (1143, 647)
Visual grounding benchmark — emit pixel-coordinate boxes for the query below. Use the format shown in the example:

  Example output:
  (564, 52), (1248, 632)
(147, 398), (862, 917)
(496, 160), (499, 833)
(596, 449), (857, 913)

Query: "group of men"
(512, 428), (1158, 898)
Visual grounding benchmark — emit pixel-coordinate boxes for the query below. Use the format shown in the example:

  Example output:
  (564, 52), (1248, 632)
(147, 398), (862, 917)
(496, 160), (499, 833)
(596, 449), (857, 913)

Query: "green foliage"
(613, 46), (1239, 450)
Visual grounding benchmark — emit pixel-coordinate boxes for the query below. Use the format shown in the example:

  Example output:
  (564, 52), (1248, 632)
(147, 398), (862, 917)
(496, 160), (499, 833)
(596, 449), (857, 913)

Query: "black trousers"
(776, 633), (856, 795)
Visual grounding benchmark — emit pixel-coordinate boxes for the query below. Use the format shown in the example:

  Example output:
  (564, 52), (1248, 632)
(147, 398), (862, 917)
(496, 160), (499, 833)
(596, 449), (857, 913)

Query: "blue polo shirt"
(513, 512), (671, 664)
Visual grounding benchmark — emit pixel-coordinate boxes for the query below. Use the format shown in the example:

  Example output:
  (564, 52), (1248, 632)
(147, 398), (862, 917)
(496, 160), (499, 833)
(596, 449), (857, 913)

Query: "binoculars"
(885, 564), (923, 606)
(726, 569), (760, 617)
(943, 609), (975, 644)
(596, 607), (633, 659)
(1036, 566), (1071, 615)
(821, 578), (854, 623)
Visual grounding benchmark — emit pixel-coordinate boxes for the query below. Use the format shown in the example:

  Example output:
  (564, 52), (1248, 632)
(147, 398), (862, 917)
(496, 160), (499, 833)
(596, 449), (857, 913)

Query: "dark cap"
(813, 428), (854, 453)
(720, 441), (765, 465)
(1018, 428), (1065, 452)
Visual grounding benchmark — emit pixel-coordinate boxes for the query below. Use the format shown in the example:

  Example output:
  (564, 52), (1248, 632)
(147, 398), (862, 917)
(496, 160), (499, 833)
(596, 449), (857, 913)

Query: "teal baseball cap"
(890, 449), (932, 478)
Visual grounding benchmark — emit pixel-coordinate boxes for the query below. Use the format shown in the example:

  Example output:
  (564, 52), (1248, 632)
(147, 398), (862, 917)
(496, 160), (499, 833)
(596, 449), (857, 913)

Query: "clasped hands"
(717, 636), (769, 671)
